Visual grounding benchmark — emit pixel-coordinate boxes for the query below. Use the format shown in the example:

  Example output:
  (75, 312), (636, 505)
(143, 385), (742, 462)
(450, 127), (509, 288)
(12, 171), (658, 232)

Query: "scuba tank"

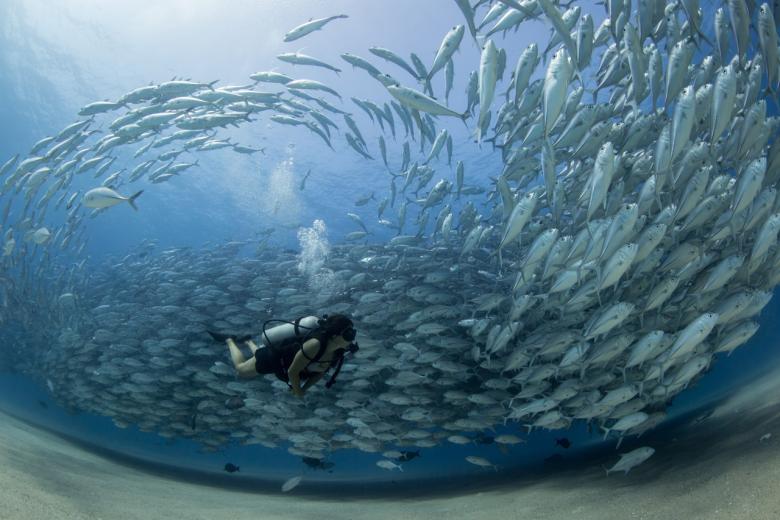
(260, 315), (320, 348)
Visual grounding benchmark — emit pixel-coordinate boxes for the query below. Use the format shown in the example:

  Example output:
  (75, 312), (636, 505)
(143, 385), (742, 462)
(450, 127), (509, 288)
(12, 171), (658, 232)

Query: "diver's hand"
(291, 387), (305, 398)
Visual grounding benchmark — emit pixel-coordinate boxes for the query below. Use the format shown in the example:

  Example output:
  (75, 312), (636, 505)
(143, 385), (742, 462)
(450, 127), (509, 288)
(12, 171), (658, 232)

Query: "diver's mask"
(341, 326), (359, 354)
(341, 326), (356, 342)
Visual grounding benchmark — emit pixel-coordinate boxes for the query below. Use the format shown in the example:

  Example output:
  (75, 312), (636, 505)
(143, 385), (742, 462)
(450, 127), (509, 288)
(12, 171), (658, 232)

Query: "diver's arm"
(302, 371), (326, 391)
(287, 339), (321, 395)
(287, 352), (305, 394)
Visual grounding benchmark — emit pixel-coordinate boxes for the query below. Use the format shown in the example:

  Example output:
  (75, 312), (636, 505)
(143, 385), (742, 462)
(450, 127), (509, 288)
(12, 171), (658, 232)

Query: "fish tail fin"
(424, 79), (438, 99)
(127, 190), (143, 211)
(689, 24), (713, 49)
(424, 70), (434, 87)
(460, 111), (470, 129)
(627, 98), (641, 119)
(574, 68), (586, 88)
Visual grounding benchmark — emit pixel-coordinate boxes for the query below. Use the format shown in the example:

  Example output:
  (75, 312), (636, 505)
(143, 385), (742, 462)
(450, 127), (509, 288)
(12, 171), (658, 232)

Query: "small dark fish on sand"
(397, 450), (420, 462)
(475, 434), (494, 445)
(225, 396), (245, 410)
(301, 456), (335, 471)
(224, 463), (240, 473)
(555, 437), (571, 449)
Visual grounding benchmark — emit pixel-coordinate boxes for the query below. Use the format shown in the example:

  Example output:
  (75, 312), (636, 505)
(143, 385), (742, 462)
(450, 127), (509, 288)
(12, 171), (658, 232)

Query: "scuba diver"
(207, 314), (359, 397)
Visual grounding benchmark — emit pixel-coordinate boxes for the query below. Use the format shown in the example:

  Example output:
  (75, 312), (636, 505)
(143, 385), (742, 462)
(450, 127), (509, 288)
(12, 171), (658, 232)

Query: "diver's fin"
(207, 330), (232, 343)
(208, 330), (253, 343)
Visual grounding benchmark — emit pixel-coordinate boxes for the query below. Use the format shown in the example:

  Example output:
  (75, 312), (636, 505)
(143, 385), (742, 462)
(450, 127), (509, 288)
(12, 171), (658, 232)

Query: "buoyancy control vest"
(261, 316), (349, 388)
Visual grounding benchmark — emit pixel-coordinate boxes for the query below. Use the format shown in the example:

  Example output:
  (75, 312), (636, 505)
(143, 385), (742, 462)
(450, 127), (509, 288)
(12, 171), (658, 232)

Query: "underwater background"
(1, 0), (780, 517)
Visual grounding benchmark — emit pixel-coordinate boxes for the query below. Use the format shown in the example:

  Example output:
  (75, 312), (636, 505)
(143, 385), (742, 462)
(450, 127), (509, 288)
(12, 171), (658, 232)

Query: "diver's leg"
(236, 358), (258, 379)
(226, 338), (246, 368)
(245, 340), (259, 354)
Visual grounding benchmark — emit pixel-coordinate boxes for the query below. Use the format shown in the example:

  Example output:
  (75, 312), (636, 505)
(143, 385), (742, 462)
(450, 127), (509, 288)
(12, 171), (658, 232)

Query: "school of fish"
(3, 0), (780, 476)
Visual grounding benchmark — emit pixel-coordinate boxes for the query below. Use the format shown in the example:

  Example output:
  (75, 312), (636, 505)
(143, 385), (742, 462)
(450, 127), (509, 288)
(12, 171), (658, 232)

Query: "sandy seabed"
(2, 369), (780, 520)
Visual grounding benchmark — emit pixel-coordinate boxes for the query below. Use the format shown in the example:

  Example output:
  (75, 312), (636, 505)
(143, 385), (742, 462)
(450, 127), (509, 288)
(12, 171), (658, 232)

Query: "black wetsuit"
(254, 331), (331, 382)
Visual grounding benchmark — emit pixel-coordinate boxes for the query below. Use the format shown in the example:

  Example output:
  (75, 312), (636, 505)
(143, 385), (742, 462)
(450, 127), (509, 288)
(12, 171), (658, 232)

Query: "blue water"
(1, 0), (779, 487)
